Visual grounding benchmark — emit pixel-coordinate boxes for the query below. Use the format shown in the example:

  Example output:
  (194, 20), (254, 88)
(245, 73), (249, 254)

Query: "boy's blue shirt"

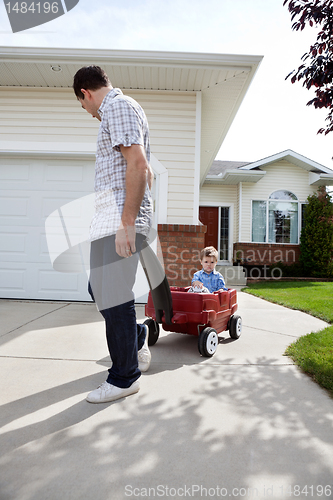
(192, 268), (228, 293)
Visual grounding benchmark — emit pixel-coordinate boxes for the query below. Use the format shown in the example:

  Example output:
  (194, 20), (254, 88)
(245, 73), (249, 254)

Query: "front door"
(199, 207), (218, 249)
(199, 206), (230, 262)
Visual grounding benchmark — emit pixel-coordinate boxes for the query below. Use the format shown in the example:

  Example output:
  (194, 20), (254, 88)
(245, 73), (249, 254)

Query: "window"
(269, 190), (297, 201)
(220, 207), (229, 260)
(252, 190), (299, 244)
(252, 201), (267, 242)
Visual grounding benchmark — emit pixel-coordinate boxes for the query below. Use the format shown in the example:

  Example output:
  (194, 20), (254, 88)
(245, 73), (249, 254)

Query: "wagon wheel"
(229, 315), (242, 339)
(144, 318), (160, 346)
(198, 327), (218, 357)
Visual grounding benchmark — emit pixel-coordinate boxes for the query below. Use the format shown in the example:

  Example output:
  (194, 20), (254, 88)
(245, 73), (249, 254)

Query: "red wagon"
(144, 286), (241, 357)
(140, 244), (242, 357)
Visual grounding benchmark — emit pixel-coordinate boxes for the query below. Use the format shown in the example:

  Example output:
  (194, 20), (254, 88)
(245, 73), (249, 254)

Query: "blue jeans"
(88, 234), (147, 388)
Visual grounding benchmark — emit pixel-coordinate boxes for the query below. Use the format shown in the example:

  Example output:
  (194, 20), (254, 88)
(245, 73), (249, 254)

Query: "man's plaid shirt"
(192, 269), (228, 292)
(90, 88), (153, 241)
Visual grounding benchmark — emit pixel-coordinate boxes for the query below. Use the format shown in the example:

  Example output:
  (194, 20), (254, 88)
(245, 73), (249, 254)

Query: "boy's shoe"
(138, 324), (151, 372)
(86, 380), (140, 404)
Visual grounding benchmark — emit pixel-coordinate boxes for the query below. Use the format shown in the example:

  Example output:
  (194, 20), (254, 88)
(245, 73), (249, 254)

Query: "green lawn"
(243, 281), (333, 396)
(242, 281), (333, 323)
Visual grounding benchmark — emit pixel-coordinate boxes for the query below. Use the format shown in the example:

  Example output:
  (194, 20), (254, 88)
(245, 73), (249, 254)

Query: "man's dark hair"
(73, 65), (111, 99)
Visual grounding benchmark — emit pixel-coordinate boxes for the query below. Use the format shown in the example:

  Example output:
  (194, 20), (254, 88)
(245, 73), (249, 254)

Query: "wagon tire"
(198, 327), (218, 357)
(229, 315), (242, 339)
(144, 318), (160, 346)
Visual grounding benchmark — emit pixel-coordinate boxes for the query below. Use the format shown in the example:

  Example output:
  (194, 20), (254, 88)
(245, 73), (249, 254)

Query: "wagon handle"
(139, 240), (173, 324)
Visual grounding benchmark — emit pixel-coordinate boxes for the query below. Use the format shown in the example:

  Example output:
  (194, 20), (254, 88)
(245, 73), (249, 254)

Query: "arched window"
(269, 190), (297, 201)
(252, 190), (299, 244)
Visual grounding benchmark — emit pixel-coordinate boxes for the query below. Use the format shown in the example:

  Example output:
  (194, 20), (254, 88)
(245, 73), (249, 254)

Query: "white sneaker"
(86, 380), (140, 404)
(138, 324), (151, 372)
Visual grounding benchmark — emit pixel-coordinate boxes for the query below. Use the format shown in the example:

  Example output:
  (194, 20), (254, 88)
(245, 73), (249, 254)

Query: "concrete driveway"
(0, 291), (332, 500)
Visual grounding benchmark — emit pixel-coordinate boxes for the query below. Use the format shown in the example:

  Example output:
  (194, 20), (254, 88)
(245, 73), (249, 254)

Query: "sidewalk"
(0, 292), (332, 500)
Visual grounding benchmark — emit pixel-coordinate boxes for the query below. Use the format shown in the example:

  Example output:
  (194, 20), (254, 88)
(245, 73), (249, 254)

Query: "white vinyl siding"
(0, 87), (197, 223)
(241, 160), (318, 242)
(0, 88), (99, 152)
(130, 92), (196, 223)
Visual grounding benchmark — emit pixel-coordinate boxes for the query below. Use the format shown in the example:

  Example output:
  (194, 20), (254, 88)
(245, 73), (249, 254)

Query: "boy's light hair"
(200, 246), (218, 261)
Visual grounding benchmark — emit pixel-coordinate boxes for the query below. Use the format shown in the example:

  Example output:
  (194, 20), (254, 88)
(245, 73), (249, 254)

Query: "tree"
(284, 0), (333, 135)
(300, 186), (333, 277)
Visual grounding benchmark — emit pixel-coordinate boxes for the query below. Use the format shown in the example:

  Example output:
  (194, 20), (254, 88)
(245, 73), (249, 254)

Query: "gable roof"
(0, 46), (263, 184)
(205, 159), (266, 184)
(205, 150), (333, 186)
(239, 150), (333, 174)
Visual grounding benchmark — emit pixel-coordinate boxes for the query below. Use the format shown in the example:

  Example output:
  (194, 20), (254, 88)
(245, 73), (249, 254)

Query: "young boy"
(191, 246), (228, 293)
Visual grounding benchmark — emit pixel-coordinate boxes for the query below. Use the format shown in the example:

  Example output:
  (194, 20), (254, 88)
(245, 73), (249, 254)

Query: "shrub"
(300, 187), (333, 277)
(269, 261), (305, 277)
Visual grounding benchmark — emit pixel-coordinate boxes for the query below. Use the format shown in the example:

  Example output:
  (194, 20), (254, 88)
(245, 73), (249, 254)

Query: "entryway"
(199, 206), (231, 262)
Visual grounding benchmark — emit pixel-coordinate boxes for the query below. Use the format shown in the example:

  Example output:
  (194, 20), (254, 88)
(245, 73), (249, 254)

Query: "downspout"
(238, 181), (242, 241)
(193, 91), (202, 224)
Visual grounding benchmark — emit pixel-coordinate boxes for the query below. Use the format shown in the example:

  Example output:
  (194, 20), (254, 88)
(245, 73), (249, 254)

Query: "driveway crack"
(244, 324), (299, 338)
(1, 303), (71, 338)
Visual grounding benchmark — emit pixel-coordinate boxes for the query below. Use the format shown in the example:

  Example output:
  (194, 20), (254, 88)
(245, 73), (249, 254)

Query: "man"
(73, 65), (154, 403)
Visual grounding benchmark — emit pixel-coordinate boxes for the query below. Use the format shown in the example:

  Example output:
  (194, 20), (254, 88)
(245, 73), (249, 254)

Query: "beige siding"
(0, 87), (197, 223)
(129, 91), (196, 223)
(0, 88), (99, 151)
(241, 160), (318, 242)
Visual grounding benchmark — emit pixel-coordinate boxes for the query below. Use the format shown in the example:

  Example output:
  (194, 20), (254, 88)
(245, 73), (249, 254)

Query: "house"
(0, 46), (263, 300)
(200, 150), (333, 281)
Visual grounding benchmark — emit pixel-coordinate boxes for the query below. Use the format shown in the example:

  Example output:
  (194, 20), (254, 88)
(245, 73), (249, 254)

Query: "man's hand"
(115, 222), (136, 258)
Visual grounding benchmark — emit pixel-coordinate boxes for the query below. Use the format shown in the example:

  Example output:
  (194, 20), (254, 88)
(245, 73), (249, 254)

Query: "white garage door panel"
(0, 191), (81, 224)
(0, 196), (29, 217)
(0, 161), (30, 182)
(39, 269), (80, 292)
(0, 226), (52, 264)
(0, 267), (25, 292)
(44, 164), (85, 182)
(0, 262), (91, 300)
(0, 160), (93, 191)
(38, 268), (90, 301)
(42, 194), (88, 221)
(0, 230), (27, 254)
(0, 157), (95, 301)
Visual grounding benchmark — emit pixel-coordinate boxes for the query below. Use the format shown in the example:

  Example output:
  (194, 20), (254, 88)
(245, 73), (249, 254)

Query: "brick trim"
(158, 224), (207, 287)
(233, 242), (300, 266)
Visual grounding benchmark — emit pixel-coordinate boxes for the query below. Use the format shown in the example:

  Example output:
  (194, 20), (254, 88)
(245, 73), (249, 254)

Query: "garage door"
(0, 155), (95, 301)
